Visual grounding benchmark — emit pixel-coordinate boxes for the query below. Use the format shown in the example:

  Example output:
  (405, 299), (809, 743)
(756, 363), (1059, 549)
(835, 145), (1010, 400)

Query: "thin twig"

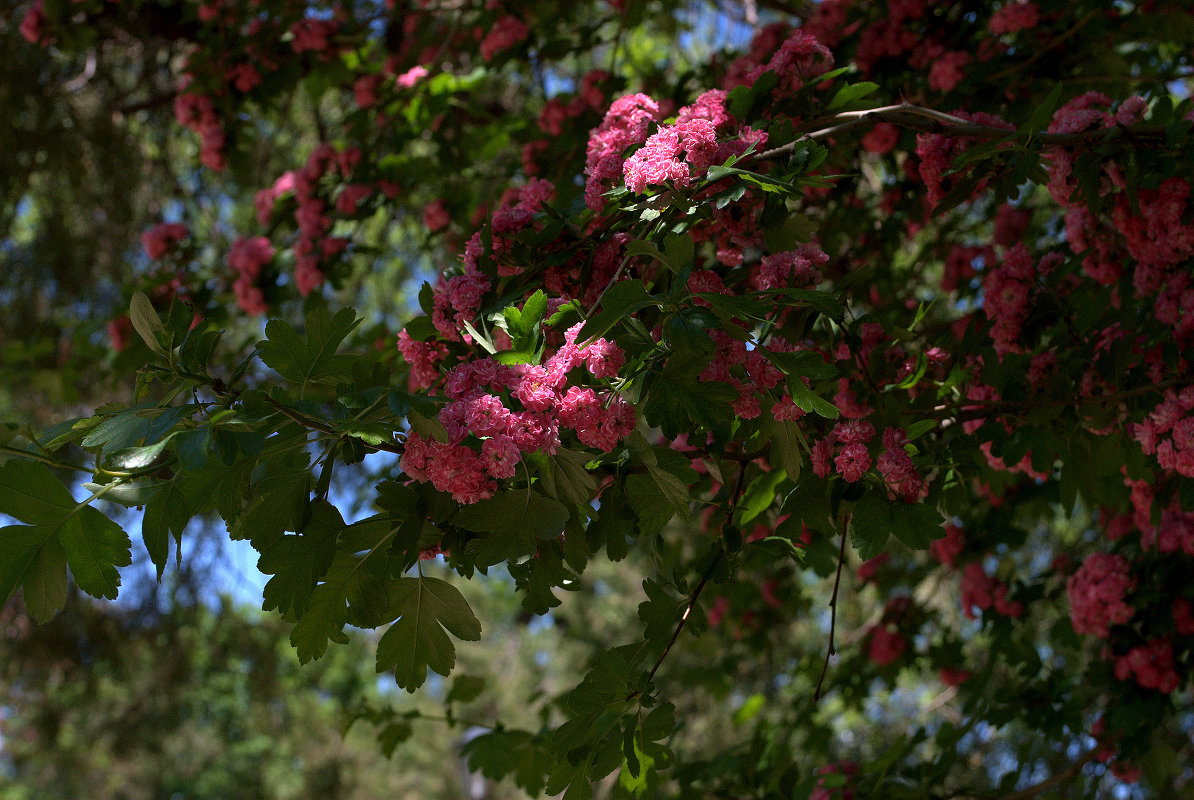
(261, 392), (406, 456)
(814, 513), (851, 701)
(755, 101), (1169, 161)
(987, 10), (1099, 82)
(982, 749), (1099, 800)
(636, 462), (749, 694)
(584, 253), (634, 318)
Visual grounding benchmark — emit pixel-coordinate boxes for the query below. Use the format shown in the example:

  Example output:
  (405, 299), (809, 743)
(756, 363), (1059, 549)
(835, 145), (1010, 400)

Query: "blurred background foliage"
(4, 0), (1193, 797)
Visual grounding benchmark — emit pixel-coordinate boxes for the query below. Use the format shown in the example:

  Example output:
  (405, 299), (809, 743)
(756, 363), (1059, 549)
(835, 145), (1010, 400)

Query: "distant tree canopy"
(3, 1), (1194, 798)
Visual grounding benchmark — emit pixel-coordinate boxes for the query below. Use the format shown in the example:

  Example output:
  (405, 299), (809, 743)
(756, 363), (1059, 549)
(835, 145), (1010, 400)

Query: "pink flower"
(930, 524), (964, 567)
(939, 667), (971, 686)
(481, 435), (521, 479)
(228, 236), (274, 278)
(988, 1), (1040, 35)
(1114, 639), (1180, 693)
(19, 1), (48, 45)
(479, 15), (528, 61)
(513, 365), (560, 412)
(834, 442), (871, 482)
(141, 223), (190, 260)
(397, 65), (428, 89)
(928, 52), (970, 93)
(353, 74), (382, 109)
(423, 200), (450, 232)
(867, 625), (906, 666)
(396, 330), (446, 390)
(861, 122), (899, 154)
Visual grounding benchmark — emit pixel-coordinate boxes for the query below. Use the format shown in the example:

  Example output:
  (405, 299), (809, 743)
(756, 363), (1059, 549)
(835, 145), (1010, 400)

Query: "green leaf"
(260, 500), (345, 617)
(577, 280), (658, 344)
(258, 306), (361, 386)
(80, 404), (191, 451)
(142, 481), (190, 580)
(129, 291), (169, 356)
(0, 524), (67, 622)
(828, 81), (880, 110)
(629, 432), (699, 521)
(641, 363), (737, 438)
(463, 731), (550, 795)
(452, 489), (570, 540)
(590, 484), (641, 558)
(58, 507), (131, 600)
(375, 576), (482, 692)
(0, 460), (78, 524)
(851, 493), (944, 560)
(0, 461), (134, 605)
(704, 164), (798, 194)
(764, 418), (804, 482)
(766, 288), (845, 320)
(532, 449), (599, 507)
(734, 468), (789, 527)
(446, 674), (487, 705)
(230, 457), (311, 549)
(787, 377), (840, 419)
(663, 232), (694, 272)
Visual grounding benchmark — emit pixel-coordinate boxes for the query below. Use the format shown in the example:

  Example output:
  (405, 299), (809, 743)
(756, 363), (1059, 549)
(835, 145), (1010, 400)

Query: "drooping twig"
(636, 461), (749, 694)
(813, 513), (851, 701)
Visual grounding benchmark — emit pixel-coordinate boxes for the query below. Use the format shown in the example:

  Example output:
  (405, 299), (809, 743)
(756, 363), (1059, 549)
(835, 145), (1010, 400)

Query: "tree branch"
(813, 512), (851, 701)
(756, 102), (1169, 161)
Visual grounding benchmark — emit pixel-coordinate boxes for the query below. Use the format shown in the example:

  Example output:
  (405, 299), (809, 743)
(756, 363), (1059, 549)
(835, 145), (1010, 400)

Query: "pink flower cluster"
(743, 30), (835, 96)
(698, 333), (798, 421)
(861, 122), (900, 155)
(930, 523), (965, 566)
(396, 65), (429, 89)
(400, 432), (501, 504)
(810, 419), (875, 482)
(876, 427), (923, 502)
(809, 761), (858, 800)
(750, 246), (825, 291)
(981, 243), (1035, 357)
(398, 322), (636, 503)
(431, 269), (491, 341)
(228, 236), (274, 315)
(623, 118), (718, 194)
(1133, 387), (1194, 479)
(255, 171), (296, 226)
(988, 1), (1040, 35)
(960, 561), (1023, 619)
(916, 111), (1013, 207)
(1113, 639), (1181, 693)
(584, 93), (661, 210)
(1066, 552), (1134, 637)
(396, 330), (448, 390)
(141, 223), (189, 260)
(1173, 598), (1194, 635)
(290, 17), (340, 55)
(928, 51), (971, 93)
(20, 1), (48, 44)
(174, 92), (227, 171)
(291, 143), (362, 295)
(867, 623), (907, 666)
(479, 15), (528, 61)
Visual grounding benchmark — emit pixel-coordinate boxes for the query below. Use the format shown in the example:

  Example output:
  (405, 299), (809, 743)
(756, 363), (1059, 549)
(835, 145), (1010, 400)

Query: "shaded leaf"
(375, 576), (482, 692)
